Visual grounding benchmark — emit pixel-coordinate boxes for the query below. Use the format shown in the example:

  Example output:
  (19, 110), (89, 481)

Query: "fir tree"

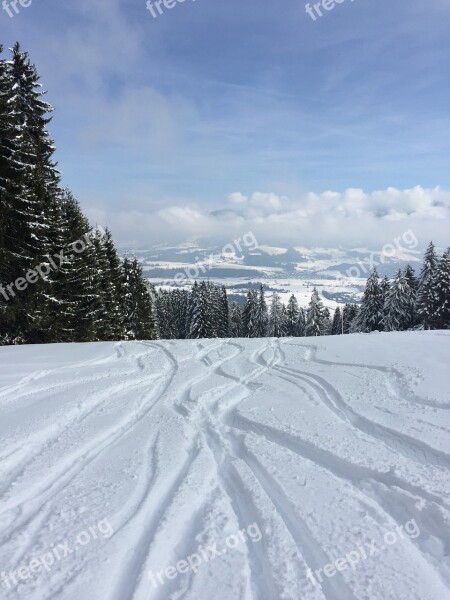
(433, 248), (450, 329)
(417, 242), (439, 329)
(123, 257), (156, 340)
(331, 307), (342, 335)
(384, 269), (416, 331)
(189, 281), (214, 339)
(229, 302), (242, 337)
(254, 284), (269, 337)
(269, 292), (285, 337)
(285, 294), (300, 336)
(356, 269), (384, 332)
(305, 288), (325, 337)
(242, 290), (258, 338)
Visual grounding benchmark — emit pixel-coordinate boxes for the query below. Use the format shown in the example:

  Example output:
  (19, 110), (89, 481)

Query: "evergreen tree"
(384, 269), (416, 331)
(342, 304), (359, 334)
(269, 292), (285, 337)
(322, 307), (331, 336)
(331, 307), (342, 335)
(122, 257), (155, 340)
(356, 269), (384, 332)
(417, 242), (439, 329)
(242, 290), (258, 338)
(285, 294), (300, 336)
(0, 44), (61, 343)
(229, 302), (242, 337)
(433, 248), (450, 329)
(305, 288), (325, 337)
(297, 306), (306, 337)
(254, 284), (269, 337)
(189, 281), (214, 339)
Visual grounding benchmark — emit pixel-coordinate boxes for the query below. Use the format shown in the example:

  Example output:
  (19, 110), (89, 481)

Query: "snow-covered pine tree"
(417, 241), (439, 329)
(242, 290), (258, 337)
(322, 307), (332, 336)
(285, 294), (300, 336)
(185, 282), (199, 338)
(49, 190), (99, 342)
(380, 275), (390, 324)
(254, 284), (269, 337)
(305, 288), (325, 337)
(269, 292), (285, 337)
(342, 303), (359, 334)
(229, 301), (242, 337)
(331, 307), (342, 335)
(218, 285), (230, 338)
(100, 228), (127, 340)
(355, 268), (384, 332)
(297, 306), (306, 337)
(404, 264), (418, 293)
(432, 248), (450, 329)
(172, 289), (189, 339)
(0, 44), (61, 343)
(384, 269), (416, 331)
(189, 281), (214, 339)
(122, 257), (155, 340)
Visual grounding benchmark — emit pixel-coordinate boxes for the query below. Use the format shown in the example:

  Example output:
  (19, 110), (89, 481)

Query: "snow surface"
(0, 332), (449, 600)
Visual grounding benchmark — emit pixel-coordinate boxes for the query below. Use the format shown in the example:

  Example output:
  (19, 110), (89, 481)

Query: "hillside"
(0, 332), (449, 599)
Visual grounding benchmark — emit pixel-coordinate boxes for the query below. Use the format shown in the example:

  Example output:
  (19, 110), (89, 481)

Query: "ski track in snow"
(0, 331), (449, 600)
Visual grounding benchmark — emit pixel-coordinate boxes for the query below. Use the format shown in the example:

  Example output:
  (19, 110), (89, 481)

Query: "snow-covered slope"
(0, 332), (449, 600)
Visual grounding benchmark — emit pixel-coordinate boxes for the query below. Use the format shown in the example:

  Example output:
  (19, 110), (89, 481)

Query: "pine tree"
(331, 307), (342, 335)
(384, 269), (416, 331)
(229, 302), (242, 337)
(242, 290), (258, 337)
(342, 304), (359, 334)
(285, 294), (300, 336)
(322, 307), (331, 336)
(305, 288), (325, 337)
(356, 269), (384, 332)
(269, 292), (285, 337)
(218, 286), (230, 337)
(49, 191), (99, 342)
(417, 242), (439, 329)
(297, 306), (306, 337)
(0, 44), (61, 343)
(123, 257), (155, 340)
(94, 228), (127, 341)
(254, 284), (269, 337)
(189, 281), (214, 339)
(433, 248), (450, 329)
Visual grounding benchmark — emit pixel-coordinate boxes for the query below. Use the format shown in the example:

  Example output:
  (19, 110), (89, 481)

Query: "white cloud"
(87, 185), (450, 251)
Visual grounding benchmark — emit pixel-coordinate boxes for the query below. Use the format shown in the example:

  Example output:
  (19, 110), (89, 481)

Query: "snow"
(0, 331), (449, 600)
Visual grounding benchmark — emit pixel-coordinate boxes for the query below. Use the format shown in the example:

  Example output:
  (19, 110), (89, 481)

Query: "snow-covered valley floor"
(0, 332), (449, 600)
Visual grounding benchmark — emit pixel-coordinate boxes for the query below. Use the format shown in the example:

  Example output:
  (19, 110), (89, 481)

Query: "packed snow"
(0, 331), (449, 600)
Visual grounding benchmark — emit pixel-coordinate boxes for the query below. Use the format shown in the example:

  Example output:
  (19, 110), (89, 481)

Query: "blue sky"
(2, 0), (450, 248)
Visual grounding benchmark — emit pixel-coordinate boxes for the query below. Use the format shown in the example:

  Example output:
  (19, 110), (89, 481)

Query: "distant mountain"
(120, 242), (421, 310)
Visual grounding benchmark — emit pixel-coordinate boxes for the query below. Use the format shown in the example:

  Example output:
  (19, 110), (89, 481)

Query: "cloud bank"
(86, 185), (450, 251)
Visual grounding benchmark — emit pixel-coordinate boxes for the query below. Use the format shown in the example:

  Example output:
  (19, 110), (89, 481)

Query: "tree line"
(153, 242), (449, 340)
(0, 43), (155, 345)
